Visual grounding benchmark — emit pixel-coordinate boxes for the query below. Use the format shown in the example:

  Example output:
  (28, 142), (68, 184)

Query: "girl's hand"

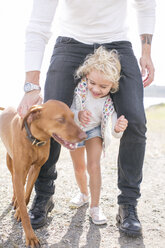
(78, 110), (92, 127)
(114, 115), (128, 133)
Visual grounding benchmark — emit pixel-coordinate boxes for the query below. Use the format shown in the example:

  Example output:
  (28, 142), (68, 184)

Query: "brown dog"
(0, 100), (86, 247)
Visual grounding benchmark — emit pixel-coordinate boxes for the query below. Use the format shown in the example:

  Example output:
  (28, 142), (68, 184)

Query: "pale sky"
(0, 0), (164, 108)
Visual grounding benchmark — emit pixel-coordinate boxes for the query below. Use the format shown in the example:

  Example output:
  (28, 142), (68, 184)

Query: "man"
(18, 0), (156, 236)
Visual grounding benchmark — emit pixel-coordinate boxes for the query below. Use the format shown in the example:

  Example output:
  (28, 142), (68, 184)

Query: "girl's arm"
(111, 111), (124, 138)
(111, 111), (128, 138)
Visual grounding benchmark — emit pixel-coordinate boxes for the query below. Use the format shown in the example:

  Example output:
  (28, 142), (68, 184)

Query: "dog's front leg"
(6, 153), (17, 206)
(13, 163), (40, 248)
(25, 164), (42, 205)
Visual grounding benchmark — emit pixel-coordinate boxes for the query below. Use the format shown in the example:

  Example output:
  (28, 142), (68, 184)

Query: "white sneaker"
(89, 207), (107, 225)
(70, 193), (89, 208)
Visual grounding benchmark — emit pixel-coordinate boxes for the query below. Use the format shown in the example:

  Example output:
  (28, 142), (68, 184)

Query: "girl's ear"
(21, 105), (43, 129)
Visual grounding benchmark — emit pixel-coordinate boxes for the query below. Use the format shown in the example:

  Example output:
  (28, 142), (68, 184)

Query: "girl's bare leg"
(70, 147), (88, 196)
(85, 137), (102, 208)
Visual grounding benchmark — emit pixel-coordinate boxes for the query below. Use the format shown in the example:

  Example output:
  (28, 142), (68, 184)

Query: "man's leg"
(107, 41), (146, 236)
(29, 138), (60, 229)
(30, 36), (93, 229)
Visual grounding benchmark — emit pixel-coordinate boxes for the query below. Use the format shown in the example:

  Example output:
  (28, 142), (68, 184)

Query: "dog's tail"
(0, 107), (5, 111)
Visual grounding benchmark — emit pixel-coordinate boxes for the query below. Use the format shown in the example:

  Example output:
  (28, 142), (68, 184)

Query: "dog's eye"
(56, 117), (65, 124)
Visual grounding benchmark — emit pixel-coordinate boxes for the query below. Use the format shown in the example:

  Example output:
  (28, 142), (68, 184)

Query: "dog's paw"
(26, 234), (41, 248)
(14, 208), (21, 222)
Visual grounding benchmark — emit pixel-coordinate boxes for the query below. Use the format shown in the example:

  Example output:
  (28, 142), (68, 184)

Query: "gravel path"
(0, 105), (165, 248)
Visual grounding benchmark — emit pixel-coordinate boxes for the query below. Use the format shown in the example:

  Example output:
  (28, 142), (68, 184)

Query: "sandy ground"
(0, 105), (165, 248)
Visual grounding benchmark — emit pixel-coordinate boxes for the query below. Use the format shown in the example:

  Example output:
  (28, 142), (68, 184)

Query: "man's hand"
(140, 34), (155, 88)
(114, 115), (128, 133)
(140, 55), (154, 88)
(78, 109), (92, 127)
(17, 71), (42, 118)
(17, 90), (43, 118)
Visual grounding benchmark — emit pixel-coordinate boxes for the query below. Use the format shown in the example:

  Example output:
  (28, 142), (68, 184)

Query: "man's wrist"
(140, 34), (152, 56)
(25, 71), (40, 84)
(24, 82), (41, 93)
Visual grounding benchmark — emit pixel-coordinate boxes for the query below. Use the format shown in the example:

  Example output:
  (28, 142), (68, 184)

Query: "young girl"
(70, 46), (128, 225)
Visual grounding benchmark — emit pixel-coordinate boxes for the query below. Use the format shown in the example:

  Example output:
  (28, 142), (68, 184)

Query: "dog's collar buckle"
(32, 139), (47, 147)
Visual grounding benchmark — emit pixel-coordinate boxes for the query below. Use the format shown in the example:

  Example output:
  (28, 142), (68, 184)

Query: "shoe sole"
(69, 200), (89, 209)
(89, 214), (107, 225)
(31, 202), (54, 230)
(116, 214), (142, 237)
(90, 218), (107, 225)
(91, 217), (107, 226)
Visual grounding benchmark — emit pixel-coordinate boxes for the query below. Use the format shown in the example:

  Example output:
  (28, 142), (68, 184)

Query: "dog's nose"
(79, 131), (87, 140)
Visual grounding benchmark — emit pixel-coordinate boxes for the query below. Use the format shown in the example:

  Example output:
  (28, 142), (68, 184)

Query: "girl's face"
(86, 69), (113, 98)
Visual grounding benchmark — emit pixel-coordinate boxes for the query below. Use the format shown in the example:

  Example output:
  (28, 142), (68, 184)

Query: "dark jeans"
(35, 36), (146, 206)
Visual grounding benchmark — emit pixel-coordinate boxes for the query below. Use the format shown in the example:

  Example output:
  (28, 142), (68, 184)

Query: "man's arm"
(133, 0), (156, 87)
(140, 33), (155, 87)
(17, 71), (42, 118)
(17, 0), (59, 118)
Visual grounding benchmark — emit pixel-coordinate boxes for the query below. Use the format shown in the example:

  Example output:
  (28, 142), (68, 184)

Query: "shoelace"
(126, 205), (138, 220)
(31, 196), (49, 214)
(77, 193), (88, 202)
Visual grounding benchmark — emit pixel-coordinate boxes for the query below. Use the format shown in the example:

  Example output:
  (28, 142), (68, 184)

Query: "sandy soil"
(0, 105), (165, 248)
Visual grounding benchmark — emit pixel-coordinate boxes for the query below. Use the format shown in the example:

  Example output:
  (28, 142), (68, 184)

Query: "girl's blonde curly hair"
(75, 46), (121, 93)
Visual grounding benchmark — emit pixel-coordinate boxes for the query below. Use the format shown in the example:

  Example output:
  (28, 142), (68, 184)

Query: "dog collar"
(24, 121), (47, 147)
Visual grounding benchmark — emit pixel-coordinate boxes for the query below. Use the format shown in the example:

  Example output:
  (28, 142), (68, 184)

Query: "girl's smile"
(86, 70), (113, 98)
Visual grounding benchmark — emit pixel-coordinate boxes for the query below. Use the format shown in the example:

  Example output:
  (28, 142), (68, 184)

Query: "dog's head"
(22, 100), (87, 150)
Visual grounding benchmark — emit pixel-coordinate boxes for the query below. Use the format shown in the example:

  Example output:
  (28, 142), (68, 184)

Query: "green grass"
(146, 103), (165, 120)
(146, 103), (165, 131)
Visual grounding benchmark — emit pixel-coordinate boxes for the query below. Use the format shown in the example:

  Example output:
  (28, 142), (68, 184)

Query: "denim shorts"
(77, 125), (102, 147)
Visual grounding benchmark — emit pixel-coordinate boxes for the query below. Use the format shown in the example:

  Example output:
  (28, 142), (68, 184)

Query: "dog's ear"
(21, 105), (43, 129)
